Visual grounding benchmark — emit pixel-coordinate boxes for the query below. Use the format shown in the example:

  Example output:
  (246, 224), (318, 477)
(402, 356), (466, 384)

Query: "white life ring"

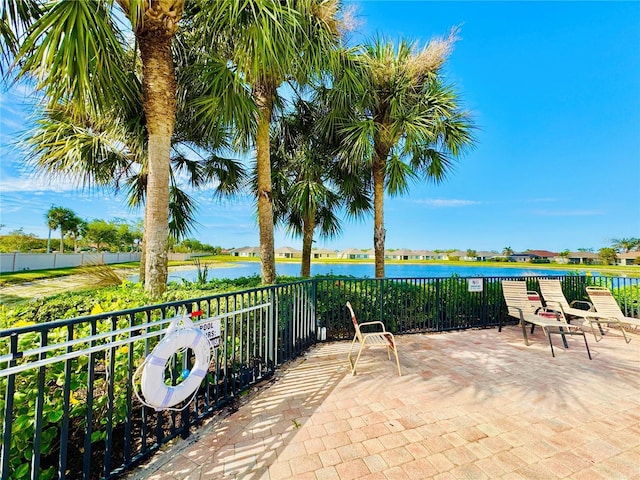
(141, 319), (211, 410)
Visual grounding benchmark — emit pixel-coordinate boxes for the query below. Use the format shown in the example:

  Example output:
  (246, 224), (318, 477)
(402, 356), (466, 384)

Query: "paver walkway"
(130, 326), (640, 479)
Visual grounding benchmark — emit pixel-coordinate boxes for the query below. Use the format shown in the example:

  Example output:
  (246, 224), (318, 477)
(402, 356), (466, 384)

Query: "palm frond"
(0, 0), (42, 73)
(385, 152), (416, 196)
(17, 0), (138, 116)
(168, 185), (199, 240)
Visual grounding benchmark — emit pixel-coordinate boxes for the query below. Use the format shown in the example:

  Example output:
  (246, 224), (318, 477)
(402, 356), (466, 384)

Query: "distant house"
(510, 250), (557, 262)
(617, 251), (640, 266)
(312, 248), (338, 259)
(411, 250), (435, 260)
(475, 251), (497, 262)
(561, 252), (599, 265)
(340, 248), (372, 259)
(275, 246), (302, 259)
(385, 249), (417, 260)
(525, 250), (558, 260)
(230, 246), (260, 257)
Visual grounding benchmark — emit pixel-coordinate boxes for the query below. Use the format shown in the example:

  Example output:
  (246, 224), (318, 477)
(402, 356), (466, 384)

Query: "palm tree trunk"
(301, 215), (315, 277)
(138, 29), (176, 297)
(59, 230), (64, 253)
(255, 83), (276, 284)
(139, 236), (146, 285)
(372, 154), (386, 278)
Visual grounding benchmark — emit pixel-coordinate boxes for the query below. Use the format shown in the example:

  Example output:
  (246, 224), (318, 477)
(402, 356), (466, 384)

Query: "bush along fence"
(1, 275), (638, 479)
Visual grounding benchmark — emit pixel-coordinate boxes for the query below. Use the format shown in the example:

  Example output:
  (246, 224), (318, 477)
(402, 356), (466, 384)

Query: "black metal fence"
(0, 274), (638, 479)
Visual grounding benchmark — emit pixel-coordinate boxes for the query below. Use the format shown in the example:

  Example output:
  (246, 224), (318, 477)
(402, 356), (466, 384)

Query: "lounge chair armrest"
(358, 321), (387, 332)
(569, 300), (594, 311)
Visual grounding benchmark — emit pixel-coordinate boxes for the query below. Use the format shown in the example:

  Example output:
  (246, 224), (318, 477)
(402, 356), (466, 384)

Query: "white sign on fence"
(468, 278), (483, 292)
(198, 319), (221, 348)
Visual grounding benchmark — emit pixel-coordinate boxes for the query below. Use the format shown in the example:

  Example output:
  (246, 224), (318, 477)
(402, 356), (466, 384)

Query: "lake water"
(162, 262), (590, 283)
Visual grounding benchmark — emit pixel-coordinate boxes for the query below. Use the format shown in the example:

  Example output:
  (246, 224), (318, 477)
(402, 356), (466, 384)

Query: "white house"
(230, 247), (260, 257)
(275, 246), (302, 259)
(312, 248), (338, 259)
(617, 251), (640, 266)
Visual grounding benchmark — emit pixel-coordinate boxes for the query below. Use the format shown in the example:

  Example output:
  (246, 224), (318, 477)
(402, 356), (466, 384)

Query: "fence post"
(435, 278), (441, 331)
(312, 279), (318, 341)
(481, 277), (487, 326)
(379, 278), (385, 323)
(0, 334), (18, 479)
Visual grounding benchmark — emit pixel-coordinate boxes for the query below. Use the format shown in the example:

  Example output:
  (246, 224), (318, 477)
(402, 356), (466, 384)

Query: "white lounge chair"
(585, 286), (640, 344)
(538, 278), (607, 341)
(346, 301), (401, 376)
(501, 280), (591, 359)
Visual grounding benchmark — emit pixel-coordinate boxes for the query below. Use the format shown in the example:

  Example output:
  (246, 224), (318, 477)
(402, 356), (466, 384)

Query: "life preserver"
(140, 318), (211, 410)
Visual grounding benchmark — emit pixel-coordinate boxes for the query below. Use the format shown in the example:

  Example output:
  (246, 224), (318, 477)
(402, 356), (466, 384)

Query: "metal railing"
(0, 274), (638, 479)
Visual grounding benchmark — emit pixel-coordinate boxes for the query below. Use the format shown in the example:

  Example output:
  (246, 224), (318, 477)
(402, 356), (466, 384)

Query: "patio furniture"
(585, 286), (640, 344)
(346, 301), (402, 376)
(539, 278), (613, 342)
(501, 280), (591, 359)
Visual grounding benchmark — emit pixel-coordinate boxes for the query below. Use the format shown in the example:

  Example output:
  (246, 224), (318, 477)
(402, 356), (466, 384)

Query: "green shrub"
(0, 275), (269, 479)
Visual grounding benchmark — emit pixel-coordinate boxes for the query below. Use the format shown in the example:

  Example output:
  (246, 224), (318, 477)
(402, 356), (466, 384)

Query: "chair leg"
(616, 321), (631, 344)
(589, 320), (603, 342)
(545, 328), (556, 358)
(521, 319), (530, 346)
(347, 336), (358, 371)
(352, 344), (366, 376)
(559, 327), (569, 349)
(392, 346), (401, 376)
(582, 332), (592, 360)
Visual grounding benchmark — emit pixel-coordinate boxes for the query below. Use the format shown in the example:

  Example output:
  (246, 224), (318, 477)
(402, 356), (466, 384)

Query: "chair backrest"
(586, 286), (623, 318)
(502, 281), (537, 317)
(538, 279), (571, 310)
(346, 301), (363, 341)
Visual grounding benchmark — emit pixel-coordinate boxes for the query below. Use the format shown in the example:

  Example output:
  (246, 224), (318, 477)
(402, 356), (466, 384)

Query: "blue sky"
(1, 1), (639, 253)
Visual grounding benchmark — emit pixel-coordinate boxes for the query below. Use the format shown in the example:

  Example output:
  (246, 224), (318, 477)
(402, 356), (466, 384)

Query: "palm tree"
(191, 0), (345, 284)
(321, 33), (475, 277)
(10, 0), (187, 296)
(611, 238), (640, 253)
(65, 213), (86, 253)
(502, 246), (514, 257)
(44, 205), (74, 253)
(26, 93), (246, 278)
(270, 98), (371, 277)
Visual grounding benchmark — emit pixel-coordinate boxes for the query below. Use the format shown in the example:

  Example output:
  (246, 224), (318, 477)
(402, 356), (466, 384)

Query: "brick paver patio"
(129, 325), (640, 479)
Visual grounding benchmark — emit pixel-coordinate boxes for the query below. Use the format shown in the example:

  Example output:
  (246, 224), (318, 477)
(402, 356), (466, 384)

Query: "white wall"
(0, 252), (141, 273)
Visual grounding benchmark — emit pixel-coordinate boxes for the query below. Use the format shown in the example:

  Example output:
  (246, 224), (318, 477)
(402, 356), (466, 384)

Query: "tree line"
(0, 206), (221, 254)
(4, 1), (475, 296)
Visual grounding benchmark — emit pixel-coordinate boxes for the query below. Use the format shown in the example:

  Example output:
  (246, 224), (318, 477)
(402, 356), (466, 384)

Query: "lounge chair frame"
(584, 286), (640, 344)
(346, 301), (401, 376)
(538, 279), (611, 343)
(501, 281), (591, 359)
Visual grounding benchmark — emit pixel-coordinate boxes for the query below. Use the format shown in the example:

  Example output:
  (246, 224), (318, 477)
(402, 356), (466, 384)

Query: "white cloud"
(531, 209), (605, 217)
(0, 174), (81, 193)
(414, 198), (482, 208)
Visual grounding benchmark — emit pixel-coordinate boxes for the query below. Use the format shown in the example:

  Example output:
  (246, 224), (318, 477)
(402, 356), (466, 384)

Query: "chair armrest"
(358, 321), (387, 332)
(569, 300), (594, 311)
